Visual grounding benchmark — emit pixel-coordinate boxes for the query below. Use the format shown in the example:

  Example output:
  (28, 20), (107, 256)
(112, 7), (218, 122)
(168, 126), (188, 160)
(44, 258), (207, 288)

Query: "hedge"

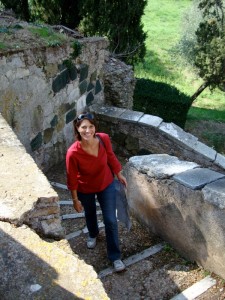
(133, 78), (193, 128)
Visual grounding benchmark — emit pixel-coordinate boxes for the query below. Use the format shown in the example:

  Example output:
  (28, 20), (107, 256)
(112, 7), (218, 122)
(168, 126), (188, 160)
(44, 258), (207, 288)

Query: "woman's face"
(77, 119), (96, 141)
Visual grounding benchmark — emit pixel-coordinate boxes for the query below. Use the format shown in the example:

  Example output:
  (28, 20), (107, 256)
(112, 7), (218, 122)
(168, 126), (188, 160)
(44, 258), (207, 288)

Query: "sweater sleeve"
(98, 133), (122, 175)
(66, 146), (79, 190)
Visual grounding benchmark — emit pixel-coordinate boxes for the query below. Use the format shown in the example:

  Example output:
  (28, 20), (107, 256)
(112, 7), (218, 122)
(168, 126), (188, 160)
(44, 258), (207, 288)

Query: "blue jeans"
(78, 181), (121, 262)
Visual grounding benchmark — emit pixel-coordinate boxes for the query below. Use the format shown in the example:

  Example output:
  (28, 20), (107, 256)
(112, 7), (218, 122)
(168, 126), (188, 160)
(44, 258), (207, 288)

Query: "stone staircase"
(51, 180), (225, 300)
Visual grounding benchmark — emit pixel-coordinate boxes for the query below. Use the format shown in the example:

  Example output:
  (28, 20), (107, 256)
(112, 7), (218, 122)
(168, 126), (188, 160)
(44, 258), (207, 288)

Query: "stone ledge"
(125, 154), (225, 279)
(91, 105), (225, 173)
(173, 168), (225, 190)
(0, 114), (64, 238)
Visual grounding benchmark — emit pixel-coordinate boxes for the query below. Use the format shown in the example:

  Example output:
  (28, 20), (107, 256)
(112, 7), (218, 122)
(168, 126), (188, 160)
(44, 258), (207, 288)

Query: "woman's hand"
(117, 171), (128, 188)
(73, 199), (83, 213)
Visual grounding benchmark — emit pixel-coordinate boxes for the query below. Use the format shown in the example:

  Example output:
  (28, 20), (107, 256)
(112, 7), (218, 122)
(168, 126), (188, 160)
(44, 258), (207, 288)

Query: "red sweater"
(66, 133), (122, 193)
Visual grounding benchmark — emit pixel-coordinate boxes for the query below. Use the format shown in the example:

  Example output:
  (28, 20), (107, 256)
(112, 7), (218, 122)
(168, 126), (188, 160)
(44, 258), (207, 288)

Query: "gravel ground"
(45, 160), (225, 300)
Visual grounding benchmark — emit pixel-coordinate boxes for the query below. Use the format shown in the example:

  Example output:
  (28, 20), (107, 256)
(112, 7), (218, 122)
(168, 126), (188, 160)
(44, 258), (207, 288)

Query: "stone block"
(202, 178), (225, 209)
(41, 218), (65, 238)
(86, 91), (94, 105)
(193, 140), (216, 161)
(79, 79), (88, 95)
(87, 82), (94, 91)
(79, 64), (89, 82)
(215, 153), (225, 169)
(30, 132), (43, 151)
(50, 115), (58, 128)
(95, 79), (102, 94)
(173, 168), (225, 190)
(66, 109), (76, 124)
(68, 64), (77, 81)
(129, 154), (199, 179)
(52, 69), (70, 93)
(120, 110), (144, 123)
(125, 154), (225, 279)
(90, 70), (97, 81)
(43, 128), (54, 144)
(90, 104), (126, 120)
(159, 122), (198, 147)
(139, 114), (163, 128)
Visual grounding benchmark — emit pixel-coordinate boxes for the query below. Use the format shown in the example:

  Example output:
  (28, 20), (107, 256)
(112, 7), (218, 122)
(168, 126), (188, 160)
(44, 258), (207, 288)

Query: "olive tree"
(179, 0), (225, 101)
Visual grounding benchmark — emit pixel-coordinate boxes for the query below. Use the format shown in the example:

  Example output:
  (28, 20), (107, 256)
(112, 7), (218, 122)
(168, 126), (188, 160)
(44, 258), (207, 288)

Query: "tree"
(0, 0), (81, 29)
(1, 0), (147, 64)
(180, 0), (225, 101)
(1, 0), (30, 21)
(79, 0), (147, 64)
(30, 0), (81, 29)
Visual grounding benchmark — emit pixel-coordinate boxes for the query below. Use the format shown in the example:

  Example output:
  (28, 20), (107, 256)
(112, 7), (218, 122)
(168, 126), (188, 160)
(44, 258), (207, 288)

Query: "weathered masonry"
(0, 37), (108, 171)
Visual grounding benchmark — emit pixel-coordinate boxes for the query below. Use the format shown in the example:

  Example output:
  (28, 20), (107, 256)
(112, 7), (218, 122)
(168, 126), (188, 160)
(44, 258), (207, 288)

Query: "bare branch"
(52, 25), (84, 38)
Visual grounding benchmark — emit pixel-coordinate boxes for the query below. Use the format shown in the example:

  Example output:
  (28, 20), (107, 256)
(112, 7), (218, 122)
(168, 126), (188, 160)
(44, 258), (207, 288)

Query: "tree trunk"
(190, 81), (209, 103)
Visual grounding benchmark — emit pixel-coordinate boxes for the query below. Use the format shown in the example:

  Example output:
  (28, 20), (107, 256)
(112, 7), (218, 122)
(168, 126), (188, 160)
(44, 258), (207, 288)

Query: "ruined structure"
(1, 16), (225, 298)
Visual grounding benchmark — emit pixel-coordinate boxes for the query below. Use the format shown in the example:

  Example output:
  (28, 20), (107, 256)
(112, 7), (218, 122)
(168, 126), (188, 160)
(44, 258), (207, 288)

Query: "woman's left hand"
(117, 172), (127, 188)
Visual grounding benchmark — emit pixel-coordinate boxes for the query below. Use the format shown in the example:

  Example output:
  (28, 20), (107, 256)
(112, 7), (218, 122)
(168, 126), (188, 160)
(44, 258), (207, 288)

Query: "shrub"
(133, 78), (192, 128)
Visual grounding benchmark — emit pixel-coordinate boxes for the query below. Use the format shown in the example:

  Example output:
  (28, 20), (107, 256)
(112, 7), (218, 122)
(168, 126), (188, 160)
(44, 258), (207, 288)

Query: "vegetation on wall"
(0, 22), (68, 52)
(0, 0), (147, 64)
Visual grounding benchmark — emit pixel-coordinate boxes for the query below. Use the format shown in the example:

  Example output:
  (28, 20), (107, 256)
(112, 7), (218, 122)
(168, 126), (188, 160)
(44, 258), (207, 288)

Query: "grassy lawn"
(134, 0), (225, 123)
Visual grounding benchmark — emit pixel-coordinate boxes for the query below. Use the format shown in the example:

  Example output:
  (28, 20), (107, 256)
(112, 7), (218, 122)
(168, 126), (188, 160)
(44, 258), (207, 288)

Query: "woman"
(66, 112), (127, 272)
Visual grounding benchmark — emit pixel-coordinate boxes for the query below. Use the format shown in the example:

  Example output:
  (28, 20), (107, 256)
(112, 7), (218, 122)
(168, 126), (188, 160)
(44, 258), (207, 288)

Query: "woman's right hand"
(73, 199), (83, 213)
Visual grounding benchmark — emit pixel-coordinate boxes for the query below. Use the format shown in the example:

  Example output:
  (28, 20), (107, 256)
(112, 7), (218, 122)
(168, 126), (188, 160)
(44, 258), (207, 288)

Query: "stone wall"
(89, 104), (225, 173)
(0, 113), (64, 239)
(0, 37), (108, 171)
(103, 56), (136, 109)
(124, 154), (225, 279)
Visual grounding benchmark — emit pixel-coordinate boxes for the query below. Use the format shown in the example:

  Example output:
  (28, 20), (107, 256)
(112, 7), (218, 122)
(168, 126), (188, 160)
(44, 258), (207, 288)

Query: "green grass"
(0, 42), (6, 49)
(28, 26), (67, 46)
(134, 0), (225, 123)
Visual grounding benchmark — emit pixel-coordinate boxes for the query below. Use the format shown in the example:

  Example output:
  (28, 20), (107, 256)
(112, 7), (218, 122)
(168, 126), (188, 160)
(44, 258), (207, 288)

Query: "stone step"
(98, 243), (164, 278)
(61, 210), (102, 220)
(65, 221), (105, 240)
(171, 275), (216, 300)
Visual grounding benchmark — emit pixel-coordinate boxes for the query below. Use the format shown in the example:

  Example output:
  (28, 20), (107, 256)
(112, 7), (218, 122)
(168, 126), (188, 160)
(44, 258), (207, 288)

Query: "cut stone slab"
(171, 275), (216, 300)
(138, 114), (163, 128)
(215, 152), (225, 170)
(202, 178), (225, 209)
(193, 140), (217, 161)
(120, 110), (144, 123)
(89, 104), (125, 119)
(173, 168), (225, 190)
(129, 154), (199, 179)
(0, 221), (108, 300)
(159, 122), (198, 146)
(98, 243), (164, 279)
